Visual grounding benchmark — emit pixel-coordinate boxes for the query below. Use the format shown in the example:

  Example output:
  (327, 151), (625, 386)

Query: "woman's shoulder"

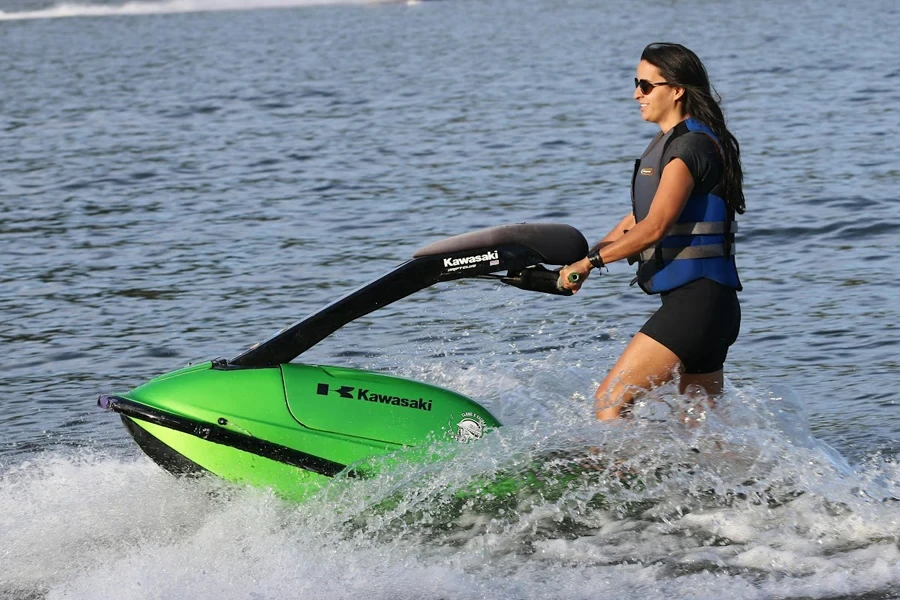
(663, 130), (722, 186)
(666, 130), (720, 158)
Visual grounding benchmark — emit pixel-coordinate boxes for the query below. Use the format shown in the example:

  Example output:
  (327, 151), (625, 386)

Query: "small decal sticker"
(452, 411), (486, 442)
(640, 167), (654, 175)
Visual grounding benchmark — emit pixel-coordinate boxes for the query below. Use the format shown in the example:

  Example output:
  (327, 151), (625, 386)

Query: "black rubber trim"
(101, 395), (347, 478)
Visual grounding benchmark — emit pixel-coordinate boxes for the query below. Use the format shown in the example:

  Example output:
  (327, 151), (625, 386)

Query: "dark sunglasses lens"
(635, 79), (653, 94)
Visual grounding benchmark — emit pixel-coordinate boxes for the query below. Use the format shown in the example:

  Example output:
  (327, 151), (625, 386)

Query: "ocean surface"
(2, 0), (899, 598)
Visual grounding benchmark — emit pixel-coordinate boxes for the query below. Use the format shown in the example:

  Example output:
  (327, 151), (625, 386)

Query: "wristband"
(587, 249), (605, 269)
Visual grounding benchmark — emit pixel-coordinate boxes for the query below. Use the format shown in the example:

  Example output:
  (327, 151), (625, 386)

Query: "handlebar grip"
(557, 271), (580, 291)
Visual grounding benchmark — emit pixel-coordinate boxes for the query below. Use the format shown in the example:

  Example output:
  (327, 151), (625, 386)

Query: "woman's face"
(634, 60), (682, 127)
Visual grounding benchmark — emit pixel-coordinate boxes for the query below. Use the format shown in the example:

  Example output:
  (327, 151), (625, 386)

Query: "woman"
(560, 43), (744, 420)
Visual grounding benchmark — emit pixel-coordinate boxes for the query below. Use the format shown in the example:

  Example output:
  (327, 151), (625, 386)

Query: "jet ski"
(98, 223), (588, 501)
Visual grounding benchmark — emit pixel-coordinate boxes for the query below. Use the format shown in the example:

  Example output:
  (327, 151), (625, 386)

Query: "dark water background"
(2, 0), (899, 598)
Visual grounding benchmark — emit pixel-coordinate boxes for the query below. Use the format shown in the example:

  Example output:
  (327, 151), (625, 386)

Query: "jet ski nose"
(98, 394), (116, 409)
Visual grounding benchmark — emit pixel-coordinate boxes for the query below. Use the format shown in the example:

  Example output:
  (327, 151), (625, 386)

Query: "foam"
(3, 371), (899, 599)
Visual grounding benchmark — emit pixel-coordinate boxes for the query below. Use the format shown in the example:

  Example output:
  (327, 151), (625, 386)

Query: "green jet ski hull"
(102, 361), (501, 502)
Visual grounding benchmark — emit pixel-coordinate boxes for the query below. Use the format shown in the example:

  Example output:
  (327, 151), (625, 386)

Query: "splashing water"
(3, 371), (898, 600)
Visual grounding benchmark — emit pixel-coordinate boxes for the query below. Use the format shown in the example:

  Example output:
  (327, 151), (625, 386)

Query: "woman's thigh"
(595, 332), (682, 419)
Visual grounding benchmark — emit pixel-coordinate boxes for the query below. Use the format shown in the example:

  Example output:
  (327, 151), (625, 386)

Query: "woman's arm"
(561, 159), (696, 289)
(591, 212), (635, 250)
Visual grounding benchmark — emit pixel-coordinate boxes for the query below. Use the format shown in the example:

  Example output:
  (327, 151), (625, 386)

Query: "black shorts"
(639, 277), (741, 374)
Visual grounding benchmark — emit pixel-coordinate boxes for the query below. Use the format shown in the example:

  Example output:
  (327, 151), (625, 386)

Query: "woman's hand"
(559, 258), (593, 293)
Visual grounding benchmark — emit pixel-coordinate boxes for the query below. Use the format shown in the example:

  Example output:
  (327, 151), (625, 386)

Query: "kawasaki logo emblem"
(443, 250), (500, 272)
(317, 383), (433, 412)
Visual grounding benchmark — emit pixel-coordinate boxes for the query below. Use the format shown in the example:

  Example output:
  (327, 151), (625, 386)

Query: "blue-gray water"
(2, 0), (899, 598)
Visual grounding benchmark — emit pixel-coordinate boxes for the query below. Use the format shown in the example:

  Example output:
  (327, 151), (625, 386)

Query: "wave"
(0, 0), (407, 21)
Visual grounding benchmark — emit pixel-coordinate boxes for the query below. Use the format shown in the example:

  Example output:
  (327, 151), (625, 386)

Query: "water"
(1, 0), (899, 597)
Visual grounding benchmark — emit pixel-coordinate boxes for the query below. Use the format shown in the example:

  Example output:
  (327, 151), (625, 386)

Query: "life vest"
(631, 118), (742, 294)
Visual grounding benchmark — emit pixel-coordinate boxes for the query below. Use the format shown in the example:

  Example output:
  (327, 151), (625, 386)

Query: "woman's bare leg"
(678, 370), (724, 417)
(679, 371), (724, 396)
(595, 332), (682, 420)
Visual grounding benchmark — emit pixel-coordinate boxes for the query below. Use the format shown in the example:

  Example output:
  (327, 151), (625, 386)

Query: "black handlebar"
(501, 265), (574, 297)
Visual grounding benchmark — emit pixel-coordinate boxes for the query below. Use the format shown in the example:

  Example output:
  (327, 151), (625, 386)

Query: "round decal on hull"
(453, 411), (486, 442)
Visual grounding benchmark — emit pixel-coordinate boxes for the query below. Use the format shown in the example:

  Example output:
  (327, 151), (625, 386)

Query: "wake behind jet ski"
(98, 223), (588, 501)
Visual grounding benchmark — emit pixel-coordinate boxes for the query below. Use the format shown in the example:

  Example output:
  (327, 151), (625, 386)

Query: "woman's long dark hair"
(641, 43), (745, 214)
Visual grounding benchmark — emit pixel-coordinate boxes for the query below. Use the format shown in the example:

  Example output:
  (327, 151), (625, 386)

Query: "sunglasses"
(634, 78), (672, 95)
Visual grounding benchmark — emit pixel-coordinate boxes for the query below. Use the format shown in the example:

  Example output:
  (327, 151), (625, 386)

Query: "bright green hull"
(103, 361), (500, 502)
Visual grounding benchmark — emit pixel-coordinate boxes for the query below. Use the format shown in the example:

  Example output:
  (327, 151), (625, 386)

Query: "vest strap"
(666, 221), (738, 236)
(639, 242), (736, 262)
